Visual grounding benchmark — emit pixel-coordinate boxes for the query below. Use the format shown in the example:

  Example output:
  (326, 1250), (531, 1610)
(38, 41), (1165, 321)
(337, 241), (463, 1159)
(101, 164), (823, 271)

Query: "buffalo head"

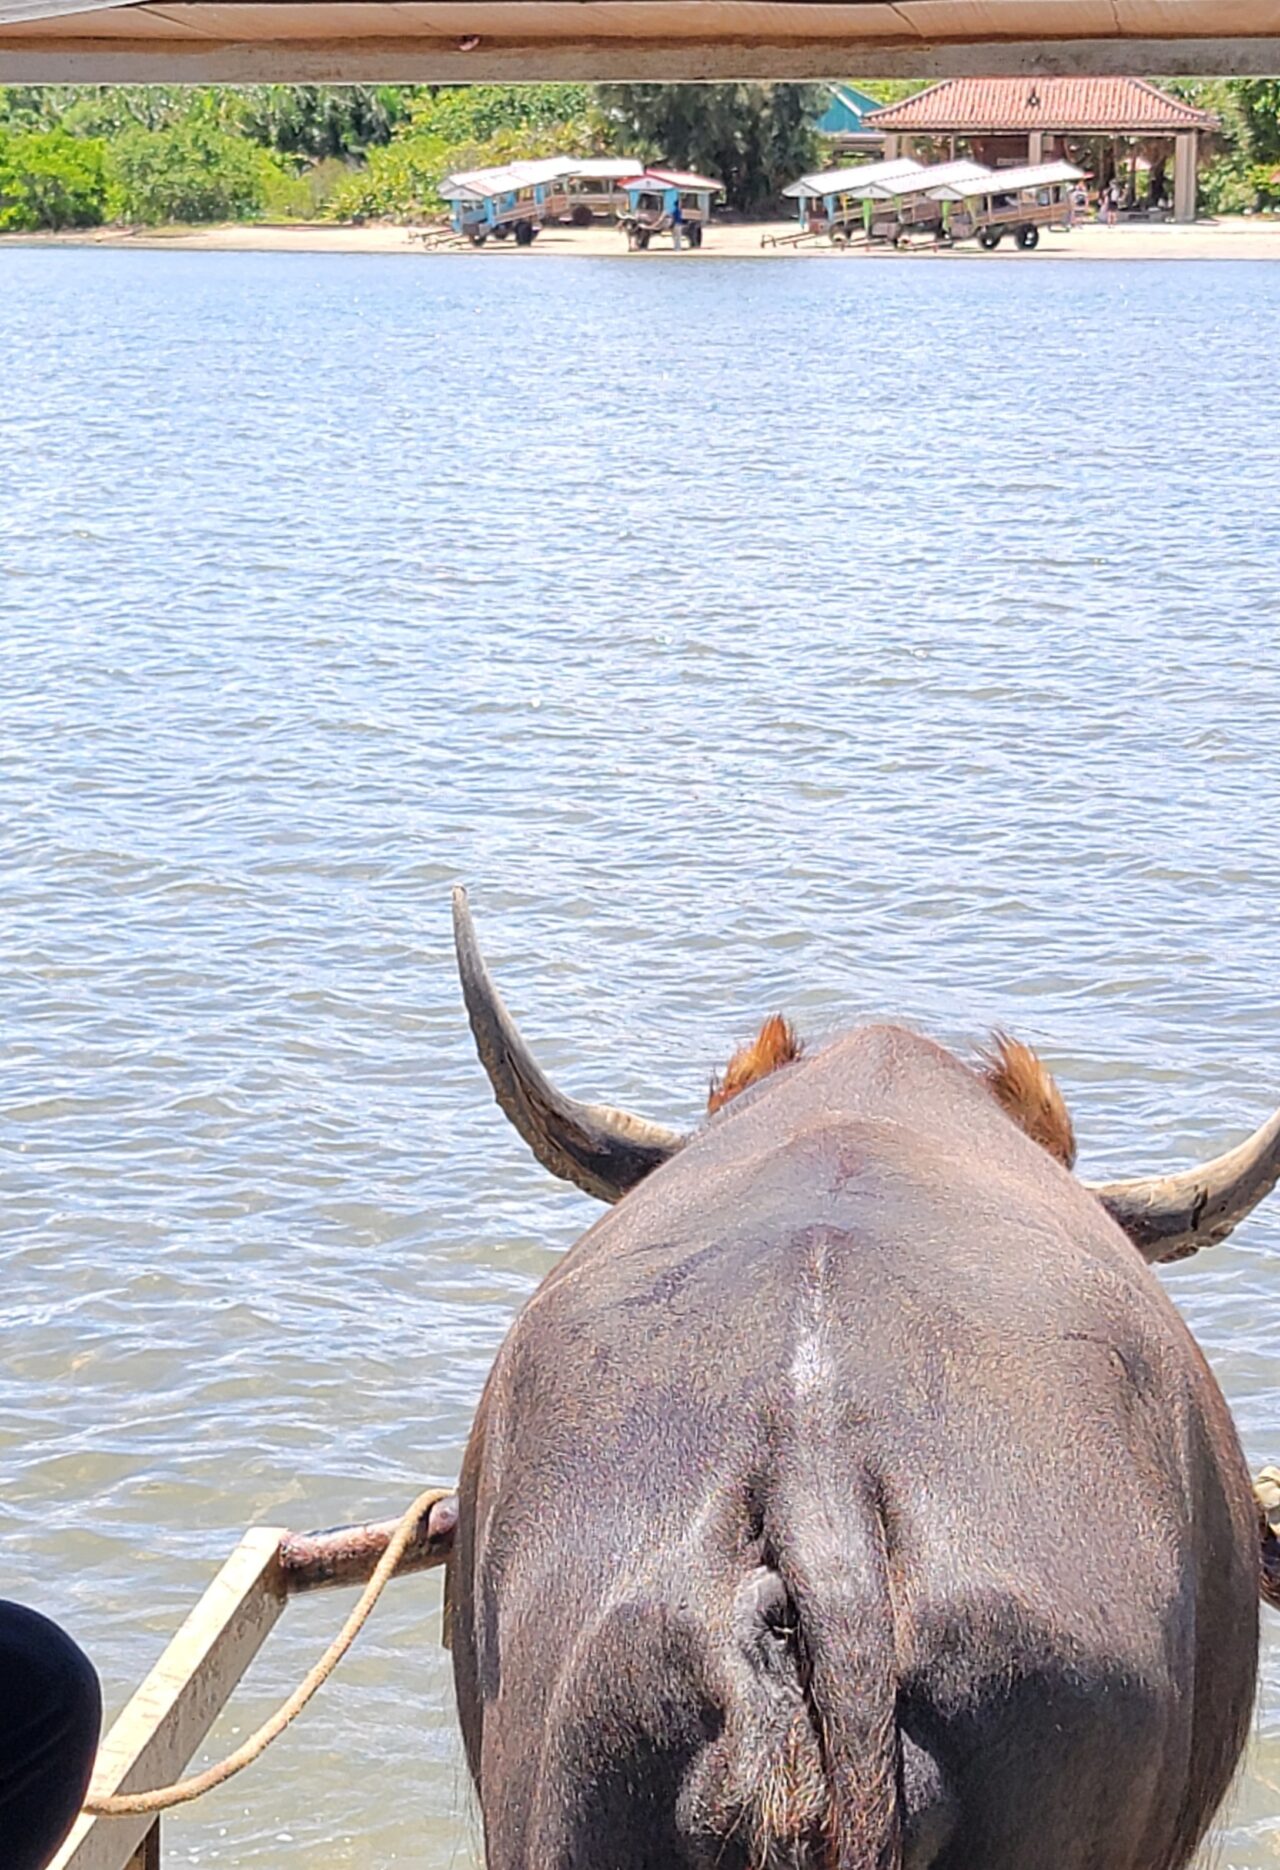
(453, 885), (1280, 1264)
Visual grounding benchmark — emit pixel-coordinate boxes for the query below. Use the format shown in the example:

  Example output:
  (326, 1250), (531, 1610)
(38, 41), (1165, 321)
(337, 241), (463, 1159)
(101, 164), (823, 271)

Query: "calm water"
(2, 247), (1279, 1866)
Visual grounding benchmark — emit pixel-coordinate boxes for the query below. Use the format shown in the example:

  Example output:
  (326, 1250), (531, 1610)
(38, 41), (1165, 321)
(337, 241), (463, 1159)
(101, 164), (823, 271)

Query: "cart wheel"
(831, 227), (848, 247)
(513, 220), (534, 246)
(468, 229), (487, 247)
(571, 204), (593, 227)
(493, 225), (510, 240)
(1016, 224), (1039, 250)
(636, 228), (650, 250)
(978, 228), (1002, 250)
(688, 222), (703, 248)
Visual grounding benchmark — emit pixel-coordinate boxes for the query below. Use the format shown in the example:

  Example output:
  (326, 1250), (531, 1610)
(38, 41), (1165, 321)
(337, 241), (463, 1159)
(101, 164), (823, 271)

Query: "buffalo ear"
(708, 1015), (803, 1115)
(979, 1033), (1076, 1169)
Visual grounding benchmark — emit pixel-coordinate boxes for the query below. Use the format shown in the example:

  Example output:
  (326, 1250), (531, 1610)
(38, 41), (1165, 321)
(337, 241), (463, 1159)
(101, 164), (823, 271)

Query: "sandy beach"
(6, 215), (1280, 260)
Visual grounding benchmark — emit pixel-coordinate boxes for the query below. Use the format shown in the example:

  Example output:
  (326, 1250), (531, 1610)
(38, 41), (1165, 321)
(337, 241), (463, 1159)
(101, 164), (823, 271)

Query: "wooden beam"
(24, 1471), (1279, 1870)
(2, 30), (1280, 78)
(1173, 125), (1198, 218)
(31, 1473), (1280, 1870)
(49, 1528), (287, 1870)
(124, 1827), (160, 1870)
(278, 1493), (456, 1594)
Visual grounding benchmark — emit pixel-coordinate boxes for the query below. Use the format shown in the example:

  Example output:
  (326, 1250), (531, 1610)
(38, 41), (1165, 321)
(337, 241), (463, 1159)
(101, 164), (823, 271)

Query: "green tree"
(324, 132), (452, 221)
(324, 114), (604, 221)
(407, 84), (594, 143)
(842, 78), (926, 108)
(106, 119), (281, 224)
(0, 87), (59, 131)
(234, 85), (411, 159)
(0, 86), (237, 138)
(0, 83), (410, 155)
(0, 127), (107, 229)
(595, 83), (823, 210)
(1235, 80), (1280, 164)
(1161, 77), (1280, 210)
(1157, 73), (1280, 161)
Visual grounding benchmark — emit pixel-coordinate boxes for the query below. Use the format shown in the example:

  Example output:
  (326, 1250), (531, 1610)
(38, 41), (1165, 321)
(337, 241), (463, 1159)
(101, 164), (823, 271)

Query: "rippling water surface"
(2, 247), (1279, 1865)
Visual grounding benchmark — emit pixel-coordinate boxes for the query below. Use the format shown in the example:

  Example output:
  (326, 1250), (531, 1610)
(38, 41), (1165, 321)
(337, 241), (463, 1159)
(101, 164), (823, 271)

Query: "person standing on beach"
(1107, 179), (1120, 227)
(670, 194), (684, 250)
(0, 1601), (101, 1870)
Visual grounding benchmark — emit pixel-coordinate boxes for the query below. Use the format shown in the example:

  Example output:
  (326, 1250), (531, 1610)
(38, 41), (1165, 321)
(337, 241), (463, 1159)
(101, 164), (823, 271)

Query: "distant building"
(865, 76), (1218, 221)
(812, 84), (889, 156)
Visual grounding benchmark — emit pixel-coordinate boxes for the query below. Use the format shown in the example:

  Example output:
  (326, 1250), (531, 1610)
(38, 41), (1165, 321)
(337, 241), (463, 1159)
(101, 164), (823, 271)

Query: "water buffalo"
(447, 888), (1277, 1870)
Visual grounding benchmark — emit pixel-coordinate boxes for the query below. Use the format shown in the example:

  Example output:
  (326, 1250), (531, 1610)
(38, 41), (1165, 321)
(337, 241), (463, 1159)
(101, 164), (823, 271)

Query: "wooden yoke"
(48, 1474), (1279, 1870)
(1254, 1467), (1280, 1610)
(50, 1529), (287, 1870)
(51, 1496), (457, 1870)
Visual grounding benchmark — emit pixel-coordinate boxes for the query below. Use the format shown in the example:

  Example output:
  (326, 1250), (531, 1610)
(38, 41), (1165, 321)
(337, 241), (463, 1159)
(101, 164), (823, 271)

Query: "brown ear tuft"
(709, 1015), (802, 1115)
(980, 1032), (1077, 1169)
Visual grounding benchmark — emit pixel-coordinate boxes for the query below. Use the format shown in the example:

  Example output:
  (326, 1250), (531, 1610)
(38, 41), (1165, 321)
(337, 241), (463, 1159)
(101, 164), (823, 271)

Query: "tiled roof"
(866, 78), (1217, 135)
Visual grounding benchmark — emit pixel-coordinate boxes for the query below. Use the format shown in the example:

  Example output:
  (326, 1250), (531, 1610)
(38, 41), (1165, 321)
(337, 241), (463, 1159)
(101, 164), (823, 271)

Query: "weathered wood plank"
(49, 1528), (287, 1870)
(124, 1825), (160, 1870)
(24, 1468), (1278, 1870)
(279, 1492), (456, 1594)
(3, 28), (1280, 74)
(4, 0), (1279, 20)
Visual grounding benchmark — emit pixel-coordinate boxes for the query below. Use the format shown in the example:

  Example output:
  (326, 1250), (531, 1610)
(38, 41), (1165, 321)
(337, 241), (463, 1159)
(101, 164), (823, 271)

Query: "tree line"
(0, 83), (829, 229)
(0, 78), (1277, 232)
(1164, 78), (1280, 213)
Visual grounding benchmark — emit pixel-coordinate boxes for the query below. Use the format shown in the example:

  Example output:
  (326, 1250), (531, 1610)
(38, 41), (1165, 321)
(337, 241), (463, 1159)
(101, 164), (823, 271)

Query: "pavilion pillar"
(899, 135), (916, 159)
(882, 133), (899, 158)
(1028, 130), (1044, 164)
(1173, 131), (1198, 221)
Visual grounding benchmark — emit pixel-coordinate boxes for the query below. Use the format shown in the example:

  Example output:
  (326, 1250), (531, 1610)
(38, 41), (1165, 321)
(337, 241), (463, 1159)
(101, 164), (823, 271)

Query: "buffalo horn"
(1087, 1106), (1280, 1263)
(452, 887), (684, 1203)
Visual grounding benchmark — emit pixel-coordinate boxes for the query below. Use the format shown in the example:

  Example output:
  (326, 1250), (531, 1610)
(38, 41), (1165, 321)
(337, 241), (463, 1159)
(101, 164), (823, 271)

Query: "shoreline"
(6, 215), (1280, 260)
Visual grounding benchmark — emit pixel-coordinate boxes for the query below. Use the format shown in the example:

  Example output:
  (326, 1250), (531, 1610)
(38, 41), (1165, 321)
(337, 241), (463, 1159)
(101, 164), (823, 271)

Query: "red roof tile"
(866, 77), (1217, 135)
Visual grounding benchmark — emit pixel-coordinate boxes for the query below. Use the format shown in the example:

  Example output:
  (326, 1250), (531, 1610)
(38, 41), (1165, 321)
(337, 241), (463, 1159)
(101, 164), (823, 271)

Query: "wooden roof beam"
(2, 28), (1280, 79)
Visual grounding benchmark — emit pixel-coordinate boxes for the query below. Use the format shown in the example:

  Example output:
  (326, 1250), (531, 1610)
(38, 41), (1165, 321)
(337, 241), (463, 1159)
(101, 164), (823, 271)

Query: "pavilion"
(866, 76), (1219, 220)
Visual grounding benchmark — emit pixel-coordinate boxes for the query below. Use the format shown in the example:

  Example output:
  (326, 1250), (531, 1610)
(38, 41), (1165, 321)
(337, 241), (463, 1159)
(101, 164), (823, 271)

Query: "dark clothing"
(0, 1602), (101, 1870)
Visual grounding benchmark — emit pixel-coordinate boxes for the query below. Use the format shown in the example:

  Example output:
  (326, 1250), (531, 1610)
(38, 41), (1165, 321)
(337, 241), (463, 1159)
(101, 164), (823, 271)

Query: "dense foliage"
(107, 121), (278, 224)
(0, 83), (407, 225)
(0, 126), (107, 229)
(236, 85), (411, 157)
(404, 83), (594, 143)
(597, 83), (822, 211)
(1, 78), (1278, 230)
(1161, 78), (1280, 213)
(322, 85), (606, 221)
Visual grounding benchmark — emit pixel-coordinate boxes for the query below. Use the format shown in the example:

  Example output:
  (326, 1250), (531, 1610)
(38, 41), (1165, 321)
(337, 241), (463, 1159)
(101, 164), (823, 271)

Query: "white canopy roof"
(782, 157), (922, 201)
(441, 157), (573, 200)
(565, 158), (647, 181)
(928, 160), (1085, 200)
(856, 158), (993, 199)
